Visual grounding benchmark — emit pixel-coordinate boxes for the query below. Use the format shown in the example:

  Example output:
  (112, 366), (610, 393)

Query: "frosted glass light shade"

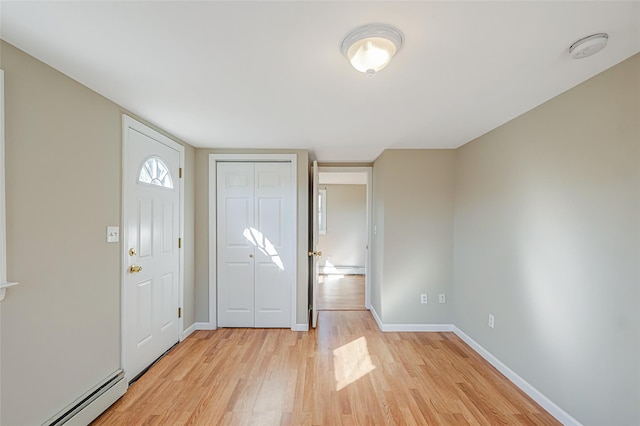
(341, 24), (403, 75)
(346, 37), (398, 74)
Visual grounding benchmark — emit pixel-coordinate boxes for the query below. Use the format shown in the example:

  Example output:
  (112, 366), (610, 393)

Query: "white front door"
(217, 162), (293, 328)
(123, 117), (182, 381)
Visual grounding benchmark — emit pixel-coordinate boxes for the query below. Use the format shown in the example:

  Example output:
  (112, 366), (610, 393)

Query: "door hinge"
(179, 167), (183, 178)
(178, 307), (182, 318)
(178, 238), (182, 249)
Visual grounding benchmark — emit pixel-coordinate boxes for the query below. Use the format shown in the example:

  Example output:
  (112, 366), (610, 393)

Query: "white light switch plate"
(107, 226), (120, 243)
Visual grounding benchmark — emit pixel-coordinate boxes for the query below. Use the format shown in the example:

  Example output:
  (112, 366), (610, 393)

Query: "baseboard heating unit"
(321, 265), (365, 275)
(43, 370), (127, 426)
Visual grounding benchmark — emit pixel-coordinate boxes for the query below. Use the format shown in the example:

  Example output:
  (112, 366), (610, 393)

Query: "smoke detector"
(569, 33), (609, 59)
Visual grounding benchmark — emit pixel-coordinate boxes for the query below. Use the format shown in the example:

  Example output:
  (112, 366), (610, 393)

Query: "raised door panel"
(135, 278), (153, 347)
(159, 272), (175, 331)
(138, 199), (153, 259)
(224, 262), (254, 319)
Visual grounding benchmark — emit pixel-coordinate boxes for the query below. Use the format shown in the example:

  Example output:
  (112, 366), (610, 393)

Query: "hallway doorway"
(315, 167), (370, 312)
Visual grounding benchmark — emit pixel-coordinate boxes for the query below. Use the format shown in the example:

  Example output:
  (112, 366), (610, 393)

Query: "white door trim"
(0, 69), (18, 303)
(316, 166), (373, 309)
(208, 153), (298, 330)
(121, 115), (185, 378)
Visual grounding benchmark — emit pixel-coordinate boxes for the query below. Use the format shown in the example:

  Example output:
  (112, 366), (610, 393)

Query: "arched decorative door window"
(138, 156), (173, 189)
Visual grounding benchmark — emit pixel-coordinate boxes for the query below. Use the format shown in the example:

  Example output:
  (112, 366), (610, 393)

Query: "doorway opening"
(315, 167), (371, 312)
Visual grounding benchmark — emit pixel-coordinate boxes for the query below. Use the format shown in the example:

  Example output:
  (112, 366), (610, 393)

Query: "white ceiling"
(1, 1), (639, 162)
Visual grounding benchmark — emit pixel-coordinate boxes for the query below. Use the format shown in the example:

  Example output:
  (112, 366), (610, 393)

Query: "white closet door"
(254, 163), (292, 327)
(217, 163), (255, 327)
(217, 162), (293, 328)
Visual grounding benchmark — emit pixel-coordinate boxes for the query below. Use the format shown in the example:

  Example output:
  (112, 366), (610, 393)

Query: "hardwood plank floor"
(92, 311), (559, 425)
(317, 275), (365, 311)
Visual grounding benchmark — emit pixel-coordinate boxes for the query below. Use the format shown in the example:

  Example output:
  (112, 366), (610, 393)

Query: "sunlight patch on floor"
(333, 336), (376, 391)
(321, 260), (345, 278)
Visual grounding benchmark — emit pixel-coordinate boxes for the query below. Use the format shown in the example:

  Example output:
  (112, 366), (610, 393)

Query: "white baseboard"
(292, 323), (309, 332)
(183, 321), (216, 339)
(369, 306), (453, 332)
(453, 326), (581, 426)
(182, 322), (197, 339)
(370, 305), (384, 329)
(196, 321), (217, 331)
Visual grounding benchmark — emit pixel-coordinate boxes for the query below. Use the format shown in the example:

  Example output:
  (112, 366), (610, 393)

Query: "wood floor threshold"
(93, 311), (560, 426)
(318, 308), (368, 312)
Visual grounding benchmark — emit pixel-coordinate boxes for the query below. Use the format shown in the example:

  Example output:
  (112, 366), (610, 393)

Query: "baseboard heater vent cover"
(321, 265), (365, 275)
(43, 370), (127, 426)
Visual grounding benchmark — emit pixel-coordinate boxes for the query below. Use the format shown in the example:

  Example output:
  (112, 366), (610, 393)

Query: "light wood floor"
(317, 274), (365, 311)
(93, 311), (559, 425)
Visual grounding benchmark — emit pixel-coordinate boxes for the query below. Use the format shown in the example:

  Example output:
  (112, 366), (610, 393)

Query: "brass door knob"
(129, 265), (143, 273)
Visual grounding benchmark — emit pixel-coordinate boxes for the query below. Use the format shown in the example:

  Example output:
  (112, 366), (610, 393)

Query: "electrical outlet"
(439, 293), (446, 304)
(488, 314), (495, 328)
(420, 293), (428, 304)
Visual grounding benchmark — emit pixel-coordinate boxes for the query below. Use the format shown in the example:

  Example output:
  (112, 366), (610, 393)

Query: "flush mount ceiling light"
(569, 33), (609, 59)
(341, 23), (403, 75)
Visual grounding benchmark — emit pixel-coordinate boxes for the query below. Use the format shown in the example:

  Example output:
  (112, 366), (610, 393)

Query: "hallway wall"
(318, 184), (366, 271)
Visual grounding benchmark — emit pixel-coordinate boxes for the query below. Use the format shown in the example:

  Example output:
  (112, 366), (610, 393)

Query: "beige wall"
(454, 53), (640, 425)
(194, 148), (309, 325)
(0, 41), (196, 424)
(371, 149), (456, 325)
(371, 154), (385, 316)
(318, 184), (366, 269)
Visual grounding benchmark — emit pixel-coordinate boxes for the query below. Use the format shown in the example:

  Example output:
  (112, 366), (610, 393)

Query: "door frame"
(208, 153), (298, 330)
(121, 115), (185, 378)
(316, 166), (373, 309)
